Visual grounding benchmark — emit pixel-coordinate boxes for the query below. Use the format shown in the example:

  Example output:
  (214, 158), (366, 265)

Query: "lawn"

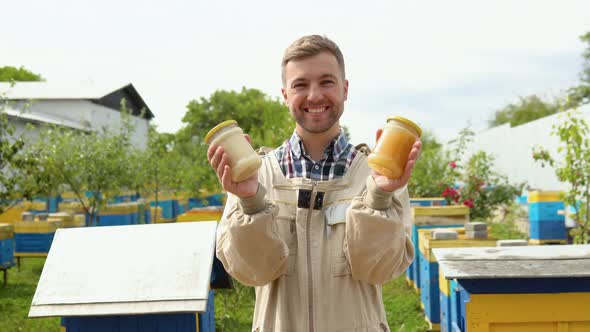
(0, 258), (60, 332)
(1, 258), (428, 332)
(1, 220), (523, 332)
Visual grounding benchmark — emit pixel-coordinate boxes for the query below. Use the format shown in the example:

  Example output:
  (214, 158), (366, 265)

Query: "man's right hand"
(207, 136), (259, 198)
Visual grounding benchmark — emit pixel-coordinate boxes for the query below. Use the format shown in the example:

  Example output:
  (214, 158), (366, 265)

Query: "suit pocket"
(325, 203), (352, 277)
(276, 204), (297, 276)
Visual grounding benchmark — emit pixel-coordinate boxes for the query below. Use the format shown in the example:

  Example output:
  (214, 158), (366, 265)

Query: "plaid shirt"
(274, 130), (357, 181)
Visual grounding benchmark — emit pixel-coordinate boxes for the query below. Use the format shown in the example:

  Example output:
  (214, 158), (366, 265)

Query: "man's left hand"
(372, 139), (422, 192)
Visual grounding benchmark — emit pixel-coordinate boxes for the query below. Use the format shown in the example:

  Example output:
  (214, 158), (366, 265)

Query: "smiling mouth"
(304, 106), (329, 113)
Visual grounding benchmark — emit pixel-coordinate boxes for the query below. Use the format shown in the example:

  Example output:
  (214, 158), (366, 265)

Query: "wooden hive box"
(434, 245), (590, 332)
(417, 228), (496, 331)
(407, 206), (469, 293)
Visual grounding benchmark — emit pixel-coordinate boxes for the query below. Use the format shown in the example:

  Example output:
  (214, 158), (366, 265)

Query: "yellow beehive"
(101, 203), (137, 215)
(58, 201), (87, 214)
(0, 223), (15, 240)
(15, 220), (62, 233)
(177, 207), (224, 223)
(47, 212), (74, 223)
(412, 206), (470, 226)
(0, 203), (28, 225)
(528, 191), (563, 202)
(47, 213), (85, 228)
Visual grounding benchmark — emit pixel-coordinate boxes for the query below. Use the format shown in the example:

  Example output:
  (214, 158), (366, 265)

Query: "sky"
(2, 0), (590, 146)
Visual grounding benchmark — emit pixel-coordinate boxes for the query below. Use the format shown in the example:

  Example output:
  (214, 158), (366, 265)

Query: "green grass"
(2, 258), (427, 332)
(0, 258), (60, 332)
(214, 276), (428, 332)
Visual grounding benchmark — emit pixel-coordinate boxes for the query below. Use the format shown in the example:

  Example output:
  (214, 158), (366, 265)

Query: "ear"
(281, 88), (288, 105)
(343, 79), (349, 101)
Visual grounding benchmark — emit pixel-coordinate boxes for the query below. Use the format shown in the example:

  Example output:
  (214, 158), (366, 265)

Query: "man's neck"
(297, 126), (341, 161)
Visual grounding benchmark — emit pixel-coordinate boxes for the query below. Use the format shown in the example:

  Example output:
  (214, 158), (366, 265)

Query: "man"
(208, 35), (421, 332)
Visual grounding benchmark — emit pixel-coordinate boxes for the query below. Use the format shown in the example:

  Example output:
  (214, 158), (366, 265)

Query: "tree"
(532, 108), (590, 244)
(0, 93), (26, 213)
(0, 67), (43, 212)
(0, 66), (44, 82)
(23, 102), (139, 225)
(408, 130), (452, 197)
(177, 88), (293, 195)
(566, 31), (590, 108)
(488, 95), (560, 128)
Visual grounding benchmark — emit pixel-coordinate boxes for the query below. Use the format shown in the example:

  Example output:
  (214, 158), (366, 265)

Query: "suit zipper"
(306, 181), (317, 332)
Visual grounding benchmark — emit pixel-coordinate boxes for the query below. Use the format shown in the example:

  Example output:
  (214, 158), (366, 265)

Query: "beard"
(291, 106), (343, 134)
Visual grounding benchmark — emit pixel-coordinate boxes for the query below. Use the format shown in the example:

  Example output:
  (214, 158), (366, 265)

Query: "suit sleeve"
(216, 184), (289, 286)
(344, 175), (414, 285)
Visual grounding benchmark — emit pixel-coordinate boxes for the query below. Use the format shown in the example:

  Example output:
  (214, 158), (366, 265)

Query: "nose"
(307, 82), (323, 103)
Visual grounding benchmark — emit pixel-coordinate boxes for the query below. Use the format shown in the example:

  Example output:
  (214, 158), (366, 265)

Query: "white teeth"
(307, 107), (326, 113)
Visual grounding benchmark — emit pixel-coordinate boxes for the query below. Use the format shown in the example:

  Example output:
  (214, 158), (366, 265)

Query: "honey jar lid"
(204, 120), (238, 144)
(387, 116), (422, 137)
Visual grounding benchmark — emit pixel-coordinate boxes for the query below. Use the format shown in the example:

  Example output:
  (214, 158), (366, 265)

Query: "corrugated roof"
(0, 82), (121, 99)
(4, 107), (90, 131)
(0, 82), (155, 119)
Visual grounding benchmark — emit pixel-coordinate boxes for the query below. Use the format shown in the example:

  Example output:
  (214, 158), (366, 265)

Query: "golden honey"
(368, 116), (421, 179)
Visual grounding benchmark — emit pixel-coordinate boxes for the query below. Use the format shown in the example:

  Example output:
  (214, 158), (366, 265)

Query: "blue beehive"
(528, 202), (565, 222)
(406, 206), (469, 292)
(407, 224), (459, 289)
(410, 198), (447, 207)
(418, 228), (496, 330)
(0, 223), (15, 269)
(528, 191), (567, 243)
(14, 221), (60, 254)
(436, 245), (590, 332)
(150, 200), (178, 220)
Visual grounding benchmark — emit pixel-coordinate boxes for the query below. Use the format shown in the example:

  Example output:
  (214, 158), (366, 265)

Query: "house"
(0, 82), (154, 149)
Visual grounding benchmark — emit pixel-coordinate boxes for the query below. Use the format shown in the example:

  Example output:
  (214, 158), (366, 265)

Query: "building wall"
(462, 104), (590, 191)
(10, 100), (149, 149)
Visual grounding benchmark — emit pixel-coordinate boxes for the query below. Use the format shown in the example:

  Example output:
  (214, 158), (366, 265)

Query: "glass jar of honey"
(367, 116), (422, 179)
(205, 120), (262, 182)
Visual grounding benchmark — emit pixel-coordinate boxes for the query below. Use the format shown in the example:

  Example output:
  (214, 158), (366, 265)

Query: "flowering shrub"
(443, 129), (522, 220)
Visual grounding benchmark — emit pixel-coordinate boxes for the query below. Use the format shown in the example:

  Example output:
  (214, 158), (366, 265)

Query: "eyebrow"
(290, 74), (338, 85)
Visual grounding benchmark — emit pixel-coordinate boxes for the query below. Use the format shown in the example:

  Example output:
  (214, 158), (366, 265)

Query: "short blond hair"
(281, 35), (346, 84)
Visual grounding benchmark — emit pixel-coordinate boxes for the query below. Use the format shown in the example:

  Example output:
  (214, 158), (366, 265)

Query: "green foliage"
(408, 130), (453, 197)
(0, 258), (60, 331)
(443, 127), (522, 220)
(215, 283), (256, 331)
(488, 95), (560, 128)
(0, 66), (44, 82)
(180, 87), (292, 148)
(581, 31), (590, 84)
(532, 108), (590, 244)
(458, 151), (521, 220)
(564, 31), (590, 109)
(0, 93), (28, 213)
(19, 100), (139, 223)
(488, 201), (527, 240)
(177, 88), (293, 195)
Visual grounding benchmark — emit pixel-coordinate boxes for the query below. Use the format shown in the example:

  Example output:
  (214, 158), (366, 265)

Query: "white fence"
(462, 104), (590, 191)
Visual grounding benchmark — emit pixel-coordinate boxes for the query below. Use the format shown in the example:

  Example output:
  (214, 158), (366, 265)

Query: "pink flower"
(463, 198), (474, 209)
(449, 161), (457, 169)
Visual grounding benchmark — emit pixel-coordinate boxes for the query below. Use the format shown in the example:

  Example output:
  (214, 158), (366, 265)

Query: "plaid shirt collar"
(288, 129), (349, 162)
